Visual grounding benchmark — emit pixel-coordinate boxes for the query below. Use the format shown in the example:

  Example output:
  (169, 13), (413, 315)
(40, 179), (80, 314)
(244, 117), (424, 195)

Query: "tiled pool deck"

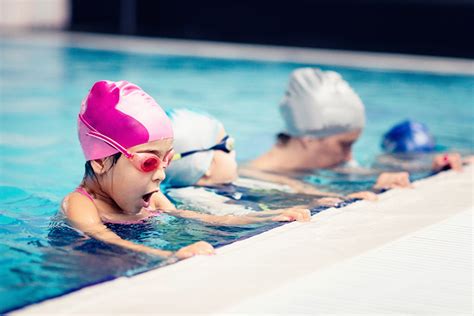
(4, 32), (473, 314)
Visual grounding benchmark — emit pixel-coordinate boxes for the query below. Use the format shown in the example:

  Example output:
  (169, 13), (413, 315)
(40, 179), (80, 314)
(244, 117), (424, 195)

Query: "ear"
(90, 159), (108, 175)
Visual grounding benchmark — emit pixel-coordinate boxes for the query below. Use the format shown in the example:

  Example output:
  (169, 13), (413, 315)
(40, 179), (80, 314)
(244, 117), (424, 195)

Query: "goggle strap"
(79, 114), (133, 159)
(173, 135), (234, 160)
(175, 149), (205, 159)
(87, 131), (133, 159)
(78, 114), (95, 131)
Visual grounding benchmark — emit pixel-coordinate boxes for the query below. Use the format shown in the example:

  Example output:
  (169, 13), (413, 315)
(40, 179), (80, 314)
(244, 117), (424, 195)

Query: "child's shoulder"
(61, 189), (107, 233)
(62, 188), (98, 218)
(151, 190), (176, 210)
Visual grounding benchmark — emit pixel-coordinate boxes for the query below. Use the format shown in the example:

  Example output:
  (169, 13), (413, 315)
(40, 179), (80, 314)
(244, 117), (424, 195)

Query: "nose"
(152, 166), (166, 183)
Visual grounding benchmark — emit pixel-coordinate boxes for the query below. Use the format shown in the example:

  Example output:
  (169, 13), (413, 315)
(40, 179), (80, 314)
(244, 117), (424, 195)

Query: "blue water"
(1, 39), (473, 312)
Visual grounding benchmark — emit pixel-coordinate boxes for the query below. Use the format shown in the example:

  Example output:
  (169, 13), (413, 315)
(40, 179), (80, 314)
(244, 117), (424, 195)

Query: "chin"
(123, 203), (142, 215)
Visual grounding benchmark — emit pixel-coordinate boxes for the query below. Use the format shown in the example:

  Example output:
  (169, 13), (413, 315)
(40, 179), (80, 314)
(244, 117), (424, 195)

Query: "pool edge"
(14, 165), (473, 314)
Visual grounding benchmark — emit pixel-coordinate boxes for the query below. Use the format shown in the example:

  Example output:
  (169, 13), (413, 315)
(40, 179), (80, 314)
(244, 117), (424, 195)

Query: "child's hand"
(271, 207), (311, 222)
(346, 191), (378, 201)
(432, 153), (463, 172)
(174, 241), (215, 260)
(373, 172), (412, 190)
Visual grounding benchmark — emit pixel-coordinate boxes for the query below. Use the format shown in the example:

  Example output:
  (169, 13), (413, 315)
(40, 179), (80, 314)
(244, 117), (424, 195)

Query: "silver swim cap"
(280, 68), (365, 138)
(163, 109), (222, 188)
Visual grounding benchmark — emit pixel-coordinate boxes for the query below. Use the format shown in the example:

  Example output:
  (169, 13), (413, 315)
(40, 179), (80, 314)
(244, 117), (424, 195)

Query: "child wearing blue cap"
(376, 120), (470, 174)
(382, 120), (436, 154)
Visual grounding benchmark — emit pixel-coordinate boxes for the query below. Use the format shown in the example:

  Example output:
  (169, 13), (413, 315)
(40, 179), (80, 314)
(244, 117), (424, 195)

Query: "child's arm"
(239, 167), (380, 201)
(154, 191), (311, 225)
(238, 166), (341, 197)
(62, 192), (214, 259)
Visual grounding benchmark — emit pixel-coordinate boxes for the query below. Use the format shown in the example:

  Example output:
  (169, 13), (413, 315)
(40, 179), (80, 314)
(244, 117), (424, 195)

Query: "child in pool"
(62, 81), (310, 260)
(162, 109), (378, 214)
(371, 120), (474, 189)
(240, 68), (414, 193)
(376, 119), (472, 174)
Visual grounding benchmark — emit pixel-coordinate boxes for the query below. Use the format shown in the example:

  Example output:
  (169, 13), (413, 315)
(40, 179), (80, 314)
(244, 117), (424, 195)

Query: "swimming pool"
(1, 34), (473, 313)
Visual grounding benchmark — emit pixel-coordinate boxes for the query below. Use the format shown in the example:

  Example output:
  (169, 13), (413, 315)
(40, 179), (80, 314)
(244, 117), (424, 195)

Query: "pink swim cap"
(78, 80), (173, 161)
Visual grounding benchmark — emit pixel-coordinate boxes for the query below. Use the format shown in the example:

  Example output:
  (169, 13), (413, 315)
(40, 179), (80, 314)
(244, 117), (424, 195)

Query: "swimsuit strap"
(75, 187), (94, 202)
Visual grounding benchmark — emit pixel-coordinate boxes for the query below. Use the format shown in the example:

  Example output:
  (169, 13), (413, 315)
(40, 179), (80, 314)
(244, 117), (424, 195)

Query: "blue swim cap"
(382, 120), (435, 153)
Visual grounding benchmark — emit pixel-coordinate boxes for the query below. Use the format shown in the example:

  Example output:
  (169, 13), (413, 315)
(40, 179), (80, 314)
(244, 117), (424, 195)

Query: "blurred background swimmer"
(162, 109), (377, 216)
(240, 67), (410, 194)
(376, 119), (471, 173)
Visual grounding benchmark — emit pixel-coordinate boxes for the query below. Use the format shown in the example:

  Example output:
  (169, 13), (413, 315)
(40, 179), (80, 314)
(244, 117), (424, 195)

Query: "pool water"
(1, 39), (473, 312)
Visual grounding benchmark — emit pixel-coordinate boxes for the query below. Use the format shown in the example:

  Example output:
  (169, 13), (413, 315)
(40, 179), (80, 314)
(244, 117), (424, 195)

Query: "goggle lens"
(130, 149), (174, 173)
(141, 156), (159, 172)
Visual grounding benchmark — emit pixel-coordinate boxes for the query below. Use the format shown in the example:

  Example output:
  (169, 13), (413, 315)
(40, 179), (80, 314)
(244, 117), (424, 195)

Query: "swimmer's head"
(280, 68), (365, 138)
(382, 120), (435, 154)
(274, 68), (364, 169)
(78, 80), (173, 161)
(78, 80), (174, 214)
(163, 109), (238, 188)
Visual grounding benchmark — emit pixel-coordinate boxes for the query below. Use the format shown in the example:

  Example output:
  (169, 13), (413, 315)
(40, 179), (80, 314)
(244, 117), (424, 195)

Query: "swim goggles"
(79, 114), (173, 173)
(172, 135), (235, 161)
(128, 149), (174, 172)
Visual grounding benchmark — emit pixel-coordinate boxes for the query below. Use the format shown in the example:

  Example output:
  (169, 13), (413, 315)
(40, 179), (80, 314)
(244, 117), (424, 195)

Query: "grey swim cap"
(280, 68), (366, 138)
(163, 109), (222, 188)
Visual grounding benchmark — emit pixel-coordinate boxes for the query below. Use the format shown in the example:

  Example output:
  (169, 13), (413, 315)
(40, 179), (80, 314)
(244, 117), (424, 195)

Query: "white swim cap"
(163, 109), (223, 188)
(280, 68), (365, 138)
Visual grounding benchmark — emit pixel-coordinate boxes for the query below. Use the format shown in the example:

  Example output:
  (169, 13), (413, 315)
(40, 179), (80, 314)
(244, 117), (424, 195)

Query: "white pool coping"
(15, 165), (473, 315)
(1, 30), (473, 75)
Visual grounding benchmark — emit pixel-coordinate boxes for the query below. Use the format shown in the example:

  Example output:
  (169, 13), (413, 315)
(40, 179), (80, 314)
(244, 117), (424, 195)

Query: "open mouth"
(142, 190), (158, 207)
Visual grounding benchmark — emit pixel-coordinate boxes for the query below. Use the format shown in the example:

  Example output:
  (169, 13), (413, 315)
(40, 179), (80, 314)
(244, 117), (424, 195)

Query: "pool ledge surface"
(16, 166), (473, 314)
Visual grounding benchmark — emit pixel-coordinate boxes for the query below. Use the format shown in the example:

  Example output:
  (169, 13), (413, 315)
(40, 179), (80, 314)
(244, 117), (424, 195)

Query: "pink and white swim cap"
(78, 80), (173, 161)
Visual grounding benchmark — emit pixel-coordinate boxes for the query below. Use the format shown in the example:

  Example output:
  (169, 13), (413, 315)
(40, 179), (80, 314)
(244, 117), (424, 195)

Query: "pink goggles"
(129, 150), (174, 173)
(79, 114), (173, 173)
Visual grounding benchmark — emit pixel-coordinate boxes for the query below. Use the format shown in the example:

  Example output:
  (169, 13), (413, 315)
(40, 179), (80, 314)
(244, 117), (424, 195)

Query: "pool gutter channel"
(15, 165), (473, 314)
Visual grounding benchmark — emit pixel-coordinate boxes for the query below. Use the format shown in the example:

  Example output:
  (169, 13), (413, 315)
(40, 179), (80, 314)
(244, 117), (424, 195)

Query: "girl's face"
(301, 129), (361, 169)
(101, 138), (173, 214)
(196, 127), (238, 186)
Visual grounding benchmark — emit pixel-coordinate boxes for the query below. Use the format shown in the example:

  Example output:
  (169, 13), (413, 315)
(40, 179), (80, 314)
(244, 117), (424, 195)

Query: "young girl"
(62, 81), (310, 260)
